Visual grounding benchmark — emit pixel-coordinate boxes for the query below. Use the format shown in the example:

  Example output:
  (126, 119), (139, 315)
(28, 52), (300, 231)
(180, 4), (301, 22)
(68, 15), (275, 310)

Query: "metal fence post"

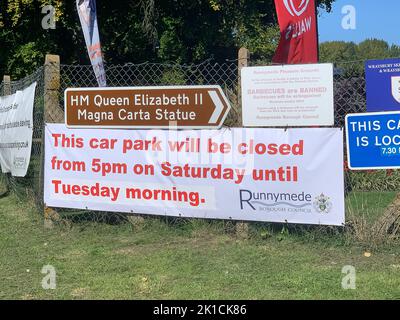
(43, 54), (62, 228)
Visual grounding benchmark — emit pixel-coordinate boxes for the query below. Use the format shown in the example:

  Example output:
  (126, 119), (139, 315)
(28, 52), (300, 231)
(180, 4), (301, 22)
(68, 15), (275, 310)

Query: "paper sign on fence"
(0, 82), (36, 177)
(241, 63), (334, 127)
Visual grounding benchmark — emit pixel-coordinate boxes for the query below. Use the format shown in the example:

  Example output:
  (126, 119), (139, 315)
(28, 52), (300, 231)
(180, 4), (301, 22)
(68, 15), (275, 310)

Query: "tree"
(0, 0), (337, 79)
(321, 39), (400, 63)
(356, 39), (400, 61)
(320, 39), (400, 76)
(319, 41), (357, 63)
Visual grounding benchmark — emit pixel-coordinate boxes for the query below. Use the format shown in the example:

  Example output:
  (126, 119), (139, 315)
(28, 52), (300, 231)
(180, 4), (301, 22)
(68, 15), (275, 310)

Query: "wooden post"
(42, 54), (62, 228)
(236, 221), (249, 240)
(44, 54), (63, 122)
(238, 47), (250, 71)
(3, 75), (11, 95)
(236, 48), (250, 238)
(237, 47), (250, 127)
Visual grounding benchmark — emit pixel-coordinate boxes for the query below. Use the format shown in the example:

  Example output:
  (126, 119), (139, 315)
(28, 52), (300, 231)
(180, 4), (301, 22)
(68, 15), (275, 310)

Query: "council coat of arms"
(391, 76), (400, 103)
(313, 193), (332, 214)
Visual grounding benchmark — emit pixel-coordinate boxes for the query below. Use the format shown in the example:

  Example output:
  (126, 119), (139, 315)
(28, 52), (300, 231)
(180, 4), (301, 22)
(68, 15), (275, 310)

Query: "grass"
(1, 192), (400, 300)
(345, 191), (397, 222)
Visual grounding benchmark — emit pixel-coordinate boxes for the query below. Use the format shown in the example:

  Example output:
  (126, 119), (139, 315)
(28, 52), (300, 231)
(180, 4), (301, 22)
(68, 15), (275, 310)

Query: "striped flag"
(76, 0), (107, 86)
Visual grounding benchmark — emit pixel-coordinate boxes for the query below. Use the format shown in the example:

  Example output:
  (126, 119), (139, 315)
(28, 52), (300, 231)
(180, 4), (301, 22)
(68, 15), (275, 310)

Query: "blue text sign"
(346, 112), (400, 170)
(365, 58), (400, 112)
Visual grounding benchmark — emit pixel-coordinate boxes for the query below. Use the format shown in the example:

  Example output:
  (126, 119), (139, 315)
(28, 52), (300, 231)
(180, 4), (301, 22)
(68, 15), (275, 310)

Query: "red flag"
(272, 0), (318, 64)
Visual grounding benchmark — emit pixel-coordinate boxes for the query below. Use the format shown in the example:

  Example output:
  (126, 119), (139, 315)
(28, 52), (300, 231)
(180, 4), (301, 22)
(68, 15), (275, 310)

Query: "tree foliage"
(319, 39), (400, 76)
(320, 39), (400, 63)
(1, 0), (335, 78)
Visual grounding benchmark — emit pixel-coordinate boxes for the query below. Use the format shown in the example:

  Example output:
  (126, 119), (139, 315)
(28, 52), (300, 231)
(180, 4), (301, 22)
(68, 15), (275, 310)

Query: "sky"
(318, 0), (400, 46)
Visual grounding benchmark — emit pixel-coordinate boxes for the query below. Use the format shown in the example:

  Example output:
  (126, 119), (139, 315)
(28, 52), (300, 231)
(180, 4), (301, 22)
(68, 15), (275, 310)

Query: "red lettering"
(208, 139), (231, 153)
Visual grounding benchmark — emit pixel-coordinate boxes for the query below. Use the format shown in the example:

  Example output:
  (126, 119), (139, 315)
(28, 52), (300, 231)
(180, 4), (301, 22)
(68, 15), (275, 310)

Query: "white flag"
(76, 0), (107, 87)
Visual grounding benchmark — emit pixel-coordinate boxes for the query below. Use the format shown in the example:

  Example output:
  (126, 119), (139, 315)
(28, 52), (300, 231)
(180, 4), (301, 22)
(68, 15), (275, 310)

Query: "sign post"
(65, 86), (231, 129)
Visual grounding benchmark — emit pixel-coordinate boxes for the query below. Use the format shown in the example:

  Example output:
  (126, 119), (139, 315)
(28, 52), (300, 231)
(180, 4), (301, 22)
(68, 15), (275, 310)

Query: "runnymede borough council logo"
(313, 193), (332, 214)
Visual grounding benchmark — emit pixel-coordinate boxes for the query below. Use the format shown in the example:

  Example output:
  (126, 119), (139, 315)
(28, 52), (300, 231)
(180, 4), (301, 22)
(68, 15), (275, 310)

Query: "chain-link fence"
(60, 60), (241, 126)
(1, 57), (399, 224)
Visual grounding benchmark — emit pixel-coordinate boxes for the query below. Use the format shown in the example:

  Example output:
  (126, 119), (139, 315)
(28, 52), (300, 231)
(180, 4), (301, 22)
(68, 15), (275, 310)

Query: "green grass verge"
(345, 191), (397, 223)
(1, 192), (400, 300)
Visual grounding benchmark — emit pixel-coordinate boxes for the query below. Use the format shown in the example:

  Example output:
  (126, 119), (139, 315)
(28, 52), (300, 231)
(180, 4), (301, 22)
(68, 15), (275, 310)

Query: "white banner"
(0, 82), (36, 177)
(44, 124), (345, 226)
(241, 63), (334, 127)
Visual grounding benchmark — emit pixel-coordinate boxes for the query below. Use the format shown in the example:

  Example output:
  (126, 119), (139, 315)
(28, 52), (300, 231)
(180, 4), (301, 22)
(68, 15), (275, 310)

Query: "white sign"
(241, 63), (334, 127)
(0, 82), (36, 177)
(44, 124), (345, 226)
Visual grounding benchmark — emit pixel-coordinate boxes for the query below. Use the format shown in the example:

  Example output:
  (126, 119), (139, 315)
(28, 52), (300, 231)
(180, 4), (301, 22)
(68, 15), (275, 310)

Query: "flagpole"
(315, 0), (320, 62)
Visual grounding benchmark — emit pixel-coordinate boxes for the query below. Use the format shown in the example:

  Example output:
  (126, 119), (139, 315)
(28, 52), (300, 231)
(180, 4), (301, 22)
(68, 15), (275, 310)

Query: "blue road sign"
(365, 58), (400, 112)
(346, 112), (400, 170)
